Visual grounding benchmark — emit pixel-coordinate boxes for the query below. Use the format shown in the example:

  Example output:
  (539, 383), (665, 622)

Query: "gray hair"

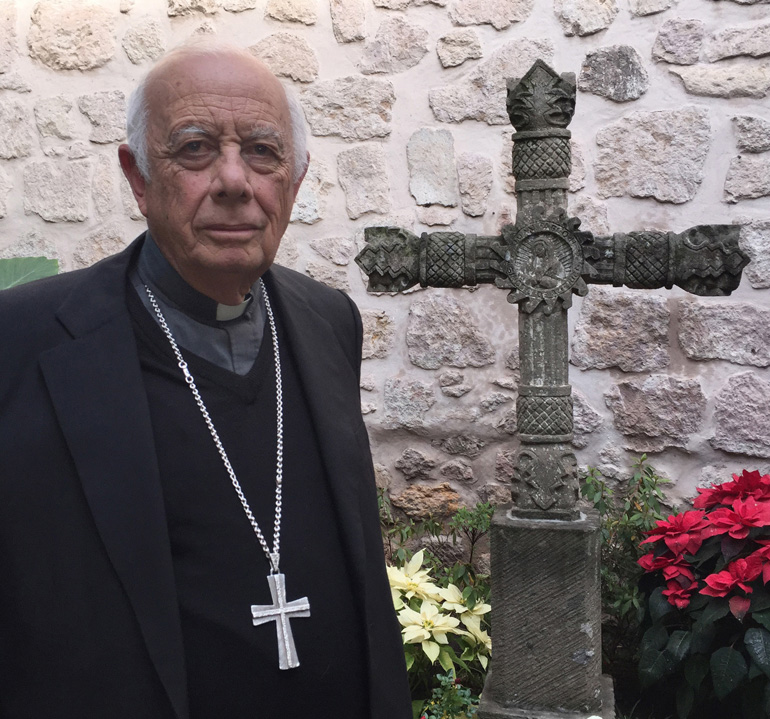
(125, 43), (309, 184)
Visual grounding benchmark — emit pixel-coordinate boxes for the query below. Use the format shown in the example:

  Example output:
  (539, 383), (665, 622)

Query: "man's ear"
(292, 152), (309, 200)
(118, 144), (149, 217)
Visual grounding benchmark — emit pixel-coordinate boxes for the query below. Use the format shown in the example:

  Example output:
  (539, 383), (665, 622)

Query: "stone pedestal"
(478, 506), (613, 719)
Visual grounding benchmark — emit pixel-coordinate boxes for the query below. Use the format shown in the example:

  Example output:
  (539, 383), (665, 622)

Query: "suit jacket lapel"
(263, 269), (368, 582)
(39, 240), (189, 719)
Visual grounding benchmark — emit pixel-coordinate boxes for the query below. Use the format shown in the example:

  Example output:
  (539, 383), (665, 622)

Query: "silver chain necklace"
(144, 281), (310, 671)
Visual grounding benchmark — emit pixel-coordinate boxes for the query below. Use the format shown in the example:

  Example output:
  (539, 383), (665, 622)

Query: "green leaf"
(722, 535), (747, 562)
(754, 609), (770, 632)
(676, 683), (694, 719)
(710, 646), (748, 700)
(639, 647), (678, 688)
(667, 630), (692, 661)
(438, 648), (454, 674)
(746, 628), (770, 677)
(690, 620), (717, 654)
(749, 661), (764, 680)
(412, 699), (425, 719)
(642, 623), (670, 652)
(684, 654), (709, 690)
(699, 597), (731, 624)
(0, 256), (58, 290)
(405, 652), (415, 671)
(751, 588), (770, 613)
(649, 586), (675, 622)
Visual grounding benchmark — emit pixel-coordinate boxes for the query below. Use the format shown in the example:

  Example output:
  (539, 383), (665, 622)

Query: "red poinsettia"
(694, 470), (770, 509)
(662, 577), (698, 609)
(639, 510), (708, 556)
(638, 551), (695, 582)
(701, 556), (763, 598)
(702, 496), (770, 540)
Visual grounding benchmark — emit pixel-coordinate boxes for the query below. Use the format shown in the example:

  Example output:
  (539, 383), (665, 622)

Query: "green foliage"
(0, 256), (58, 290)
(581, 456), (669, 678)
(419, 671), (478, 719)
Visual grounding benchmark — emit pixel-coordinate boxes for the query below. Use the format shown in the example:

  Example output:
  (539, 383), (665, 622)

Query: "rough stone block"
(391, 482), (461, 520)
(264, 0), (316, 24)
(24, 160), (91, 222)
(705, 21), (770, 62)
(309, 237), (354, 265)
(435, 435), (485, 457)
(0, 0), (16, 74)
(167, 0), (219, 14)
(407, 295), (495, 369)
(733, 115), (770, 152)
(605, 374), (706, 452)
(304, 262), (349, 291)
(653, 18), (704, 65)
(457, 152), (493, 217)
(396, 448), (437, 480)
(554, 0), (618, 37)
(741, 220), (770, 289)
(34, 96), (75, 141)
(290, 160), (331, 224)
(122, 18), (165, 64)
(449, 0), (533, 30)
(361, 309), (395, 359)
(725, 155), (770, 202)
(629, 0), (670, 14)
(383, 378), (436, 430)
(679, 300), (770, 366)
(223, 0), (257, 9)
(573, 389), (603, 449)
(28, 0), (117, 70)
(0, 165), (12, 218)
(711, 372), (770, 457)
(337, 144), (390, 219)
(595, 106), (710, 203)
(360, 17), (428, 75)
(571, 288), (670, 372)
(479, 508), (602, 715)
(72, 224), (129, 268)
(568, 195), (609, 235)
(440, 459), (474, 483)
(670, 63), (770, 98)
(92, 154), (117, 218)
(416, 206), (456, 226)
(436, 29), (481, 68)
(330, 0), (364, 42)
(78, 91), (126, 144)
(301, 76), (394, 140)
(407, 128), (458, 207)
(578, 45), (649, 102)
(429, 38), (554, 125)
(250, 32), (318, 83)
(0, 99), (34, 158)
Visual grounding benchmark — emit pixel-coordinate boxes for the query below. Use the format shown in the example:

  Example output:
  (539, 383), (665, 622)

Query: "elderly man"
(0, 44), (410, 719)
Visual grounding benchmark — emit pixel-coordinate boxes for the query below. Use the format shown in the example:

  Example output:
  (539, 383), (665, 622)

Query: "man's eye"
(182, 141), (204, 153)
(250, 144), (275, 158)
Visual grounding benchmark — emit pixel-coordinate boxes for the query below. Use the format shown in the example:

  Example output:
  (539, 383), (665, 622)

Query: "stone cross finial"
(356, 60), (749, 519)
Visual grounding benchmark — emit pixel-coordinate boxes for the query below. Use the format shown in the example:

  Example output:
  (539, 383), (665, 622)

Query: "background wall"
(1, 0), (769, 516)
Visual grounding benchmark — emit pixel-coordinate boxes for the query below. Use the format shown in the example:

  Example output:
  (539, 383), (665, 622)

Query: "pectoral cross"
(356, 59), (749, 520)
(251, 573), (310, 670)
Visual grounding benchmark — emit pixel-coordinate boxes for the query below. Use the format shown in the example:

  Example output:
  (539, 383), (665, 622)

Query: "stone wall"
(2, 0), (769, 514)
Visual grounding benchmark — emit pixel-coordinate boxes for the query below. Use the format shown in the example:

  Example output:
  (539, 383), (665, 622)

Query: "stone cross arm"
(355, 222), (748, 299)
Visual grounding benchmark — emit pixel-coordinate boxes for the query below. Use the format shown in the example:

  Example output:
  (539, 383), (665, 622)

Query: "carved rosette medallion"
(511, 444), (579, 519)
(499, 219), (588, 313)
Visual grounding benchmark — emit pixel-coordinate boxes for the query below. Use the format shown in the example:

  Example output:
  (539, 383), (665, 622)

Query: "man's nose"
(211, 148), (253, 201)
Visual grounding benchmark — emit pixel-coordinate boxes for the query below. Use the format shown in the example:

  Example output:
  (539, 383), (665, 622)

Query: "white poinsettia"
(438, 583), (492, 617)
(387, 550), (442, 602)
(461, 613), (491, 668)
(398, 599), (463, 663)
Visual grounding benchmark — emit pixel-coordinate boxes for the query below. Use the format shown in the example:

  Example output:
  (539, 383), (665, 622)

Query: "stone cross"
(356, 60), (749, 719)
(251, 573), (310, 670)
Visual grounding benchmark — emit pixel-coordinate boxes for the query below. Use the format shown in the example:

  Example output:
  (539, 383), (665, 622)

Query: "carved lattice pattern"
(517, 395), (573, 436)
(512, 137), (571, 180)
(425, 233), (465, 287)
(625, 232), (669, 288)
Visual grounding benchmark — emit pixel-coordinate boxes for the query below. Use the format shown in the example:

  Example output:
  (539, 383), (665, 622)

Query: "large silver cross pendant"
(251, 573), (310, 670)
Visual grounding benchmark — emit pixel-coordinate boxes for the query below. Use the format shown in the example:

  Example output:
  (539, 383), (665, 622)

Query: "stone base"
(478, 675), (615, 719)
(480, 506), (604, 714)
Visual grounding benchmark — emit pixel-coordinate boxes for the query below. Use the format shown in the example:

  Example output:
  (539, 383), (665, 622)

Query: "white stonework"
(448, 0), (533, 30)
(725, 155), (770, 203)
(711, 373), (770, 458)
(361, 309), (396, 359)
(264, 0), (316, 24)
(652, 18), (705, 65)
(24, 160), (91, 222)
(595, 106), (710, 203)
(337, 144), (390, 219)
(122, 19), (166, 64)
(34, 97), (75, 141)
(741, 220), (770, 290)
(0, 100), (34, 159)
(628, 0), (671, 15)
(554, 0), (619, 37)
(92, 154), (117, 219)
(304, 260), (349, 291)
(250, 33), (319, 83)
(77, 92), (126, 144)
(670, 63), (770, 98)
(457, 153), (492, 217)
(436, 30), (482, 68)
(705, 22), (770, 62)
(290, 159), (332, 224)
(733, 116), (770, 153)
(28, 1), (118, 71)
(360, 17), (429, 75)
(167, 0), (220, 15)
(329, 0), (365, 43)
(0, 0), (15, 74)
(568, 196), (609, 235)
(578, 46), (649, 102)
(407, 128), (458, 207)
(301, 76), (395, 140)
(72, 224), (129, 269)
(309, 237), (354, 265)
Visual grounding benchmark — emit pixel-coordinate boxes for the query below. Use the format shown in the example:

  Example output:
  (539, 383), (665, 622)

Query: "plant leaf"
(745, 628), (770, 677)
(0, 257), (58, 290)
(690, 620), (717, 654)
(642, 623), (670, 652)
(722, 536), (747, 562)
(649, 586), (675, 622)
(438, 648), (454, 673)
(710, 646), (748, 700)
(754, 609), (770, 632)
(412, 699), (425, 719)
(699, 597), (731, 624)
(730, 595), (751, 622)
(684, 654), (709, 689)
(639, 647), (678, 688)
(676, 683), (694, 719)
(405, 652), (415, 671)
(751, 587), (770, 613)
(667, 630), (692, 661)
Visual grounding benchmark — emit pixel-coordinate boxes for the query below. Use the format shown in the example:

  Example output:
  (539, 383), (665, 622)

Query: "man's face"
(122, 52), (305, 298)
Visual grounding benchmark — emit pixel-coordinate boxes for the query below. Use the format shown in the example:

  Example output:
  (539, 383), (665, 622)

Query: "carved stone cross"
(356, 59), (748, 521)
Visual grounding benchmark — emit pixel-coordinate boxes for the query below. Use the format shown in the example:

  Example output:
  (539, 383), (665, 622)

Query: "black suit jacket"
(0, 237), (410, 719)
